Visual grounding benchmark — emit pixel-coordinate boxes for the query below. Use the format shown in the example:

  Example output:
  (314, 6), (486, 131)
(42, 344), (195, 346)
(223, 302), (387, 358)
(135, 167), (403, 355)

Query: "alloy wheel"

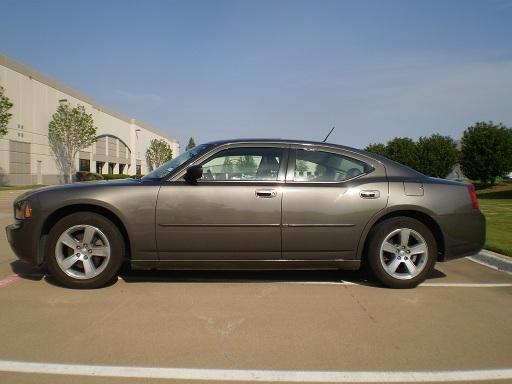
(54, 224), (111, 280)
(379, 227), (429, 280)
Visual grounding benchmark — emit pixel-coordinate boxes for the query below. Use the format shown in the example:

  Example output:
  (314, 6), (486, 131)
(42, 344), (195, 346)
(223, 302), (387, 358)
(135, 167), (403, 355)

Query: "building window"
(119, 164), (125, 174)
(96, 161), (105, 174)
(108, 163), (115, 174)
(79, 159), (90, 172)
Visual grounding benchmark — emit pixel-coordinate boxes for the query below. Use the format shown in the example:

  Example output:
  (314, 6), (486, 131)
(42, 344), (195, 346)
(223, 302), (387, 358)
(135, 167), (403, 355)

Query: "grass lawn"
(476, 181), (512, 257)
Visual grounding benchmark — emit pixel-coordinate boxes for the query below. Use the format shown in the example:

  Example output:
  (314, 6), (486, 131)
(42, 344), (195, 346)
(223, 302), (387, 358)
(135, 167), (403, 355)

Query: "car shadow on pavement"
(9, 260), (446, 288)
(9, 260), (45, 281)
(119, 267), (447, 286)
(120, 268), (362, 284)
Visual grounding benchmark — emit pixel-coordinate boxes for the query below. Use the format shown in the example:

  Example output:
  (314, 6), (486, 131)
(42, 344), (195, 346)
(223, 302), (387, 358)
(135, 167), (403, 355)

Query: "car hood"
(15, 178), (142, 202)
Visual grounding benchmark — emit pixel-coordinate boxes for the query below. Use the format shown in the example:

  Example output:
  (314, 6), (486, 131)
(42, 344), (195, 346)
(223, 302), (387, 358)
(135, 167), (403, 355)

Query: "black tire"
(46, 212), (124, 289)
(366, 217), (437, 289)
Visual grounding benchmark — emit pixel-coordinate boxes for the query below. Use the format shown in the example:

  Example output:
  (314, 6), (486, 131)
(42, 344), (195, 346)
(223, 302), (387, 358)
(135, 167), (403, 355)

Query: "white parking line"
(0, 360), (511, 382)
(419, 282), (512, 287)
(282, 281), (512, 288)
(118, 276), (512, 287)
(3, 274), (511, 288)
(0, 274), (20, 288)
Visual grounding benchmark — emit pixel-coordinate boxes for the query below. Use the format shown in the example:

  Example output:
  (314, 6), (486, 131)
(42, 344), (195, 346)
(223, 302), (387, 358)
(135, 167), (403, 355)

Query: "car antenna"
(322, 126), (335, 142)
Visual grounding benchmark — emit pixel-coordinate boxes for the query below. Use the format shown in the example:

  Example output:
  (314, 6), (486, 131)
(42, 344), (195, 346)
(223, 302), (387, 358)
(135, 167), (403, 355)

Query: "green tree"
(186, 137), (196, 151)
(0, 86), (14, 137)
(145, 138), (173, 171)
(296, 160), (309, 175)
(460, 121), (512, 185)
(385, 137), (419, 170)
(416, 134), (459, 178)
(364, 143), (388, 157)
(48, 103), (97, 183)
(221, 156), (234, 174)
(238, 155), (257, 174)
(315, 163), (326, 176)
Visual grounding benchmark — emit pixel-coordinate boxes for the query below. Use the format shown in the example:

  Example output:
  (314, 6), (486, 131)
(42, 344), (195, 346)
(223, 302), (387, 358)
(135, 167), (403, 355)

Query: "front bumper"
(436, 210), (486, 261)
(6, 221), (41, 265)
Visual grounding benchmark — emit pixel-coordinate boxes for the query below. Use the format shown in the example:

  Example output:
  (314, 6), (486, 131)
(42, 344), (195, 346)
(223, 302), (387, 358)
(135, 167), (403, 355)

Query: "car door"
(282, 145), (388, 260)
(156, 143), (288, 260)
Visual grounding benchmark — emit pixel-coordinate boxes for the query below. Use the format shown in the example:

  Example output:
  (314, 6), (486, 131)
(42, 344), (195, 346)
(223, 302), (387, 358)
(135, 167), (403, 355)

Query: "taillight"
(467, 184), (479, 209)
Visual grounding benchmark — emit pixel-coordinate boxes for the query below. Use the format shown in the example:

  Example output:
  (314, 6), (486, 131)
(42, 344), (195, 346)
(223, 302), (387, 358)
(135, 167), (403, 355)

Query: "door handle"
(360, 190), (380, 199)
(255, 189), (278, 198)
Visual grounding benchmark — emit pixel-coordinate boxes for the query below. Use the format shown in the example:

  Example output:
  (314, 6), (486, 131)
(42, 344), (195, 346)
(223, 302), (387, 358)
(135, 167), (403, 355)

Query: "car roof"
(203, 138), (369, 155)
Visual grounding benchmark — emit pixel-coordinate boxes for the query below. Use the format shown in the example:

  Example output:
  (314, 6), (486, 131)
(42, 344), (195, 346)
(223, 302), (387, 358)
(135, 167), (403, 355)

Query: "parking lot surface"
(0, 190), (511, 383)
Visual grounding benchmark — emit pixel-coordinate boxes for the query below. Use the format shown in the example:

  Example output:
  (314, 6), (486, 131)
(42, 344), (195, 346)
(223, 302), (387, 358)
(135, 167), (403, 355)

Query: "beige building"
(0, 54), (179, 185)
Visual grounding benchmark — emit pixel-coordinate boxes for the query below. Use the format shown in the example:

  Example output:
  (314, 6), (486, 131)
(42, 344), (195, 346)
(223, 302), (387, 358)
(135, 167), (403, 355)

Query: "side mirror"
(184, 165), (203, 184)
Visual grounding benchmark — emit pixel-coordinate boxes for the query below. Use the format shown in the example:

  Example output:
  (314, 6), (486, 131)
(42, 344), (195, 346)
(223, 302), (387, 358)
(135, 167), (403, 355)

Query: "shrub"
(102, 174), (132, 180)
(365, 134), (459, 178)
(75, 171), (104, 182)
(460, 121), (512, 185)
(416, 134), (459, 178)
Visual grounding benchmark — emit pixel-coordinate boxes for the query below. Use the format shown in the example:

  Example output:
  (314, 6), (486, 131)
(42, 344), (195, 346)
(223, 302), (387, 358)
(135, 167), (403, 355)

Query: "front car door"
(282, 145), (388, 261)
(156, 143), (288, 261)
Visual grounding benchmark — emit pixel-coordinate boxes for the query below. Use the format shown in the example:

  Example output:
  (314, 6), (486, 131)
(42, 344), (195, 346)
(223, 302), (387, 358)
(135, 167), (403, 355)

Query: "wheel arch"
(358, 208), (445, 262)
(39, 204), (131, 264)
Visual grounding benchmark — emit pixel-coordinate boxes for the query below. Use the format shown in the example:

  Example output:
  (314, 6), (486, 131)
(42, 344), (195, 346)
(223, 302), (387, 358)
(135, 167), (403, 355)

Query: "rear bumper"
(6, 221), (41, 265)
(436, 211), (486, 261)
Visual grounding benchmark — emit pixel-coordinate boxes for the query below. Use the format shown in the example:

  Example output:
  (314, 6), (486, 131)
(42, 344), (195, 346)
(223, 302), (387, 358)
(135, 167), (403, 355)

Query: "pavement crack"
(343, 285), (377, 324)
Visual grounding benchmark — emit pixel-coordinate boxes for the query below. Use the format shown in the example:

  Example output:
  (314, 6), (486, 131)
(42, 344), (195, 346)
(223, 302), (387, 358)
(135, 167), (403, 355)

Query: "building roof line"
(0, 53), (178, 143)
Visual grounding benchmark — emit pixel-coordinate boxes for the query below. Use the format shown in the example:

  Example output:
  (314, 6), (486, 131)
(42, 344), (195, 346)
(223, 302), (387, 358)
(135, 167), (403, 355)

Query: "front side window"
(143, 143), (213, 180)
(293, 149), (372, 182)
(200, 147), (284, 181)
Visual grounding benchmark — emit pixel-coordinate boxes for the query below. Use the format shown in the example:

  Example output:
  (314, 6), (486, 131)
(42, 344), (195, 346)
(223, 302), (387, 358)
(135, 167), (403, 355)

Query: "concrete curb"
(466, 249), (512, 273)
(481, 249), (512, 262)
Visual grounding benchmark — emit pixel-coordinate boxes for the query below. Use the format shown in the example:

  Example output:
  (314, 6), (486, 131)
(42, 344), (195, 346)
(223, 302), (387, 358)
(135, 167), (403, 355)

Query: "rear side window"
(293, 149), (372, 182)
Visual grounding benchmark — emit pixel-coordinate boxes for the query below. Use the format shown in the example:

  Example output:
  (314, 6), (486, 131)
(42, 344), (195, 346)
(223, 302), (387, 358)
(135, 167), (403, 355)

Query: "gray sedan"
(6, 139), (485, 289)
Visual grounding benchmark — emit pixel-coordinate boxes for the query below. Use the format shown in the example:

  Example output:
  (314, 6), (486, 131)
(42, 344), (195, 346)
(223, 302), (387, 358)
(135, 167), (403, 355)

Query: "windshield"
(142, 143), (213, 180)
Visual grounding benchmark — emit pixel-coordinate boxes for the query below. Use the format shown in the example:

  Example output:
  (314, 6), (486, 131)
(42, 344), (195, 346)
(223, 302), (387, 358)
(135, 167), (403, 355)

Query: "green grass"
(477, 181), (512, 256)
(0, 184), (46, 191)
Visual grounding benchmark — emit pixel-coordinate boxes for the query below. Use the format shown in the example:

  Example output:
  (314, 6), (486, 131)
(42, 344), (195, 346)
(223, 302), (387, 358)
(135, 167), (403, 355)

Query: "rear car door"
(156, 143), (288, 260)
(282, 145), (388, 260)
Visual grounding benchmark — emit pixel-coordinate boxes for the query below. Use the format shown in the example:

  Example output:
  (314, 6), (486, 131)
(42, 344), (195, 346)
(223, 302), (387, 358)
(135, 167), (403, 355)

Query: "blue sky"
(1, 0), (512, 149)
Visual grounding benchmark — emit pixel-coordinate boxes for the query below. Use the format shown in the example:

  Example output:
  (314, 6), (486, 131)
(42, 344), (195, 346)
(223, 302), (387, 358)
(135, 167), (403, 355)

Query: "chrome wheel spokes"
(379, 228), (428, 280)
(55, 225), (111, 280)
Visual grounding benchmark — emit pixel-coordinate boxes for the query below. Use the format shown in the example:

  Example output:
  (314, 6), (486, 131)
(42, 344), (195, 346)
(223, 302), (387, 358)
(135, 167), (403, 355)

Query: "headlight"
(14, 200), (32, 220)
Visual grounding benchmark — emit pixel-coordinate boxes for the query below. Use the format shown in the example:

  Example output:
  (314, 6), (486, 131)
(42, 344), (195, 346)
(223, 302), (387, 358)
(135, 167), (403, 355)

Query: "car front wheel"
(46, 212), (124, 289)
(366, 217), (436, 288)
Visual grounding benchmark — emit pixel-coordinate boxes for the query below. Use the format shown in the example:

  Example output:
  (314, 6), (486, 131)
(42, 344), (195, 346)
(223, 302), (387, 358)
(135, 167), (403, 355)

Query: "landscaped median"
(477, 182), (512, 257)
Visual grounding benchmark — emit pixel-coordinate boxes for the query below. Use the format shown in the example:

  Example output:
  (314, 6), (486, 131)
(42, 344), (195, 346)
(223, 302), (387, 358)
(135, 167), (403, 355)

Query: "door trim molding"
(158, 223), (281, 227)
(283, 223), (355, 228)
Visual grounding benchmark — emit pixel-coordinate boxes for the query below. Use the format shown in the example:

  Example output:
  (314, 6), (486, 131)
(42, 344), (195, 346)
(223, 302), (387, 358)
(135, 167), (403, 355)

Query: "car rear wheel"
(46, 212), (124, 289)
(366, 217), (436, 288)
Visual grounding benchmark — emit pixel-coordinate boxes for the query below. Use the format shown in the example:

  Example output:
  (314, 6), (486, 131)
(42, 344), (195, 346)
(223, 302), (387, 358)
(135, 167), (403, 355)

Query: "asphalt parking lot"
(0, 190), (511, 384)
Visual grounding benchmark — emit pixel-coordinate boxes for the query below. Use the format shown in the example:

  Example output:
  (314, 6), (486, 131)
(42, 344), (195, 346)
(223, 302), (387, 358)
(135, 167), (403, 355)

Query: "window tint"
(201, 147), (284, 181)
(143, 143), (213, 180)
(293, 149), (371, 182)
